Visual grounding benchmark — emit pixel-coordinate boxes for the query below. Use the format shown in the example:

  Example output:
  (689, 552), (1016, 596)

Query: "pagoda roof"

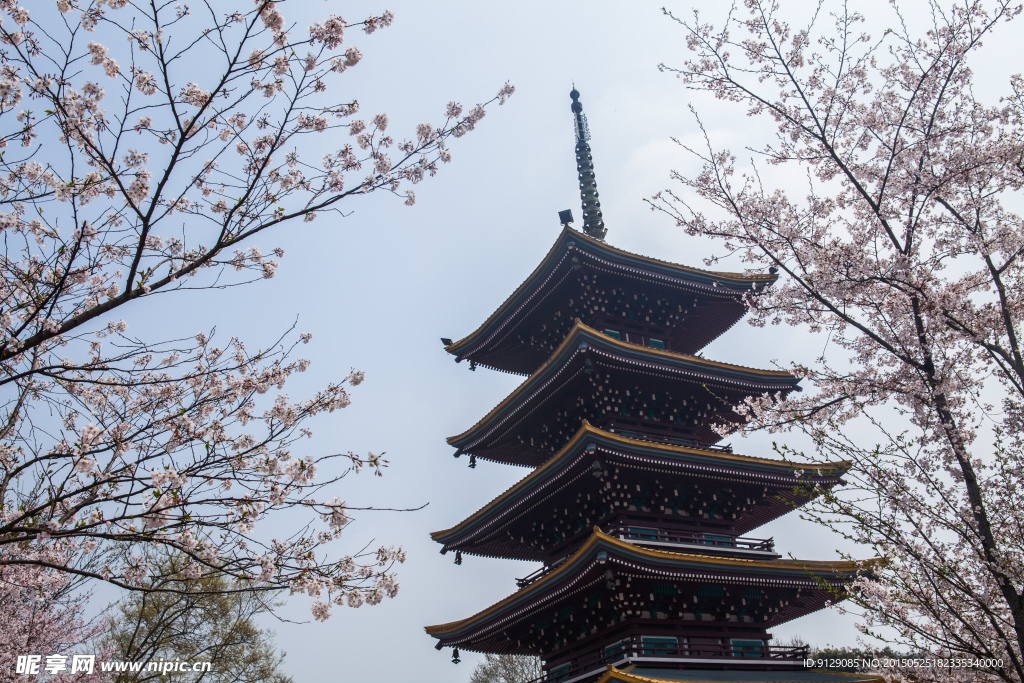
(426, 529), (874, 652)
(445, 227), (777, 374)
(597, 667), (885, 683)
(448, 321), (801, 466)
(433, 423), (850, 561)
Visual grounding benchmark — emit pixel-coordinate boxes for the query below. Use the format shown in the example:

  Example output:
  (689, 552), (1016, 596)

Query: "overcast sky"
(111, 0), (1020, 681)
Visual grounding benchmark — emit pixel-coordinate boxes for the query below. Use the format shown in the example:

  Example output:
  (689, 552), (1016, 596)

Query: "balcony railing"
(605, 525), (776, 553)
(530, 636), (809, 683)
(515, 530), (775, 589)
(602, 418), (734, 453)
(516, 553), (571, 588)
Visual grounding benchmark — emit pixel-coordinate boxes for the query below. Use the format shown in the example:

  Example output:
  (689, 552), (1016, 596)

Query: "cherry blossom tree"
(105, 553), (292, 683)
(0, 0), (513, 621)
(1, 546), (113, 681)
(468, 654), (542, 683)
(652, 0), (1023, 680)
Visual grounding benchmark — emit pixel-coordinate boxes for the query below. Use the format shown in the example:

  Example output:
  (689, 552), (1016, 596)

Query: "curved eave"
(425, 528), (875, 639)
(432, 423), (850, 551)
(445, 227), (777, 359)
(596, 666), (886, 683)
(447, 320), (801, 450)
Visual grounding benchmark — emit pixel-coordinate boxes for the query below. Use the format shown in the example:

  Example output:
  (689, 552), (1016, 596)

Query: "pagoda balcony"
(443, 228), (775, 375)
(605, 524), (777, 556)
(448, 322), (802, 467)
(427, 529), (872, 659)
(600, 417), (733, 452)
(516, 530), (778, 588)
(515, 553), (573, 588)
(432, 424), (851, 564)
(533, 636), (810, 683)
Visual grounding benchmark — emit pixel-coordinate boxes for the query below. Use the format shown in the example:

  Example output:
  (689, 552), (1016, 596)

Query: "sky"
(83, 0), (1020, 681)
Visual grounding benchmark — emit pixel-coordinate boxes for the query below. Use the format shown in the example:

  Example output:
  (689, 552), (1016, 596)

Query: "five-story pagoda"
(426, 90), (879, 683)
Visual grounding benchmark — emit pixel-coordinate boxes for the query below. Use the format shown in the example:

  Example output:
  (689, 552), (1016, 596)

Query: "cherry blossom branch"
(0, 0), (514, 622)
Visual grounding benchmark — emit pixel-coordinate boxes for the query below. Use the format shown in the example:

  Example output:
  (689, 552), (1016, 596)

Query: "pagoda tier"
(426, 530), (870, 666)
(597, 667), (884, 683)
(448, 321), (801, 467)
(432, 424), (849, 564)
(444, 227), (777, 375)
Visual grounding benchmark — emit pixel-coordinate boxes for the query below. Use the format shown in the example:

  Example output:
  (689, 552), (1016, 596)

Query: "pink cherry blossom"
(653, 0), (1024, 676)
(0, 0), (509, 621)
(0, 546), (114, 683)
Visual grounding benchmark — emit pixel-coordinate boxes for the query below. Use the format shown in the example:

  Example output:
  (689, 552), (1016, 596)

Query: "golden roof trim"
(446, 226), (777, 353)
(447, 320), (798, 446)
(432, 422), (850, 542)
(424, 528), (876, 637)
(599, 529), (872, 571)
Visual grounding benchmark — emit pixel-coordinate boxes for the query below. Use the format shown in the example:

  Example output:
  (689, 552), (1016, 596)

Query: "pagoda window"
(640, 635), (678, 656)
(603, 640), (626, 662)
(730, 639), (766, 658)
(625, 527), (658, 540)
(548, 663), (571, 682)
(603, 329), (621, 340)
(703, 534), (734, 547)
(649, 338), (665, 350)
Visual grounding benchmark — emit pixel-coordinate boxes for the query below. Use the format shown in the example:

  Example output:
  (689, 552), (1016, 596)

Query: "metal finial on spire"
(569, 88), (606, 241)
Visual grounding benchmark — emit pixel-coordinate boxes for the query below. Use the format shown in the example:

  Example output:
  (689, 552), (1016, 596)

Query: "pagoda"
(426, 89), (879, 683)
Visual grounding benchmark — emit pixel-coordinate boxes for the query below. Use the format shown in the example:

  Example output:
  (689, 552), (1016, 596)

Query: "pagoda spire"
(570, 88), (607, 241)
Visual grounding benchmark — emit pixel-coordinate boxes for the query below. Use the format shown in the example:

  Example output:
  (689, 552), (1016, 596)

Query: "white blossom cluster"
(0, 0), (512, 620)
(652, 0), (1024, 675)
